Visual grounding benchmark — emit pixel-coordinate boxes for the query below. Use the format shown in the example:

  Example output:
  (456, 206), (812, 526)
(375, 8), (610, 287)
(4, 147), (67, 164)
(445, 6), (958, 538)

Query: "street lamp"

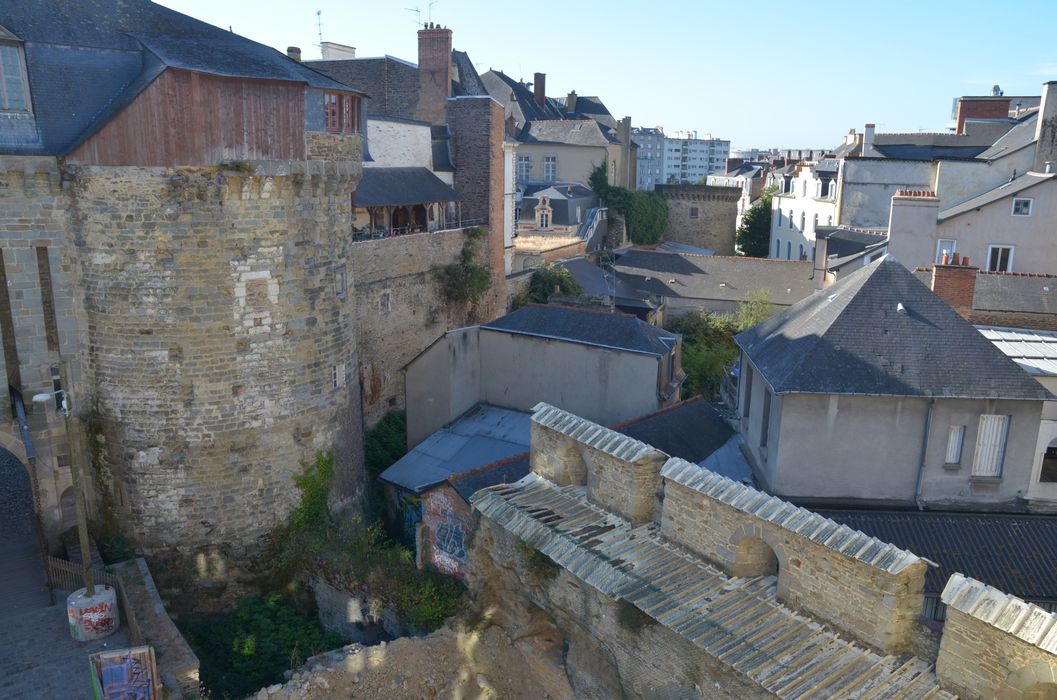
(32, 386), (118, 640)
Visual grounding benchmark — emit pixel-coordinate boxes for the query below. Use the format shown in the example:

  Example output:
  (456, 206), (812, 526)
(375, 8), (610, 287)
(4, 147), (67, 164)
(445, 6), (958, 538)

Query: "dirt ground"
(253, 623), (573, 700)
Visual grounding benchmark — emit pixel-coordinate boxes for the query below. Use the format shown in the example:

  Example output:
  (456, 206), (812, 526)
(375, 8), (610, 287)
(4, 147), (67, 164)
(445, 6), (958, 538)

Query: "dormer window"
(0, 38), (31, 112)
(323, 92), (361, 134)
(1012, 197), (1033, 216)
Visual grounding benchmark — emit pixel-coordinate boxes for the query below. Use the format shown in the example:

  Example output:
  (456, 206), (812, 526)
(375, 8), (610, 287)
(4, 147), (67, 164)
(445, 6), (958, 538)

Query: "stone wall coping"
(660, 457), (922, 575)
(68, 158), (361, 178)
(531, 402), (665, 464)
(942, 573), (1057, 654)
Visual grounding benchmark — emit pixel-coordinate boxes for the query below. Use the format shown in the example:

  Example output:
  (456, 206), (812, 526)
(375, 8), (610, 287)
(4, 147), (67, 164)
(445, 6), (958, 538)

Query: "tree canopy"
(736, 185), (777, 258)
(590, 163), (668, 245)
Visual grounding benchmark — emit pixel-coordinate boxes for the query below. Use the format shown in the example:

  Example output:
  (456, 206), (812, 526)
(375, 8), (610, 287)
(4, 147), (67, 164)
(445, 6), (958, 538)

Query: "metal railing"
(46, 555), (143, 646)
(577, 207), (605, 243)
(352, 218), (488, 243)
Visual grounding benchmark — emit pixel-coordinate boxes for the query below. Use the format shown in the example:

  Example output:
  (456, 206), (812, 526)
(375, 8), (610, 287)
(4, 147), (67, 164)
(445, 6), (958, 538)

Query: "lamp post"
(32, 387), (118, 641)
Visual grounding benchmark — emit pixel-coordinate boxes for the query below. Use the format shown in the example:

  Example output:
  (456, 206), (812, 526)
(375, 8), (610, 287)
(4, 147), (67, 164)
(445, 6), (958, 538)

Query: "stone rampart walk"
(474, 474), (956, 699)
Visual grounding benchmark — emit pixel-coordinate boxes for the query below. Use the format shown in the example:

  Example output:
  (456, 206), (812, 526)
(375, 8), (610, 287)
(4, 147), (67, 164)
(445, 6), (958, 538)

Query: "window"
(945, 425), (965, 465)
(689, 206), (699, 219)
(798, 244), (804, 260)
(544, 155), (557, 182)
(786, 241), (791, 259)
(801, 181), (807, 197)
(777, 209), (783, 227)
(788, 210), (793, 229)
(1012, 198), (1033, 216)
(333, 263), (347, 299)
(988, 245), (1014, 272)
(800, 212), (805, 231)
(517, 154), (531, 181)
(742, 365), (753, 418)
(323, 92), (360, 133)
(813, 214), (818, 231)
(0, 42), (30, 111)
(972, 414), (1010, 478)
(760, 390), (772, 447)
(936, 239), (957, 265)
(775, 238), (781, 258)
(539, 211), (550, 228)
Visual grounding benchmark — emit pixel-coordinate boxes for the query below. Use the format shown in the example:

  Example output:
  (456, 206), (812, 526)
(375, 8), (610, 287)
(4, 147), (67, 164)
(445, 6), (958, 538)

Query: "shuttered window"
(972, 414), (1009, 478)
(0, 43), (30, 112)
(945, 425), (965, 465)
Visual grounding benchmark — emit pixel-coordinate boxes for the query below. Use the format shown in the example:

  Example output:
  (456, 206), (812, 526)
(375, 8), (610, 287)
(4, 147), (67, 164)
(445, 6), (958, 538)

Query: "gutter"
(913, 399), (935, 511)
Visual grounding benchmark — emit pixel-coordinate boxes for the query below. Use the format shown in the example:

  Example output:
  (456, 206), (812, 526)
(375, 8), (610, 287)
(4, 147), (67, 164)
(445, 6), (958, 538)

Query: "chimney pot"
(962, 256), (970, 266)
(941, 252), (949, 265)
(286, 46), (302, 61)
(951, 252), (961, 266)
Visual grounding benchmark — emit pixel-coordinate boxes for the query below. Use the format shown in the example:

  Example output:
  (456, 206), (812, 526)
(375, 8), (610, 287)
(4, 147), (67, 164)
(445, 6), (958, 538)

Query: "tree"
(512, 263), (583, 308)
(589, 163), (667, 245)
(736, 185), (777, 258)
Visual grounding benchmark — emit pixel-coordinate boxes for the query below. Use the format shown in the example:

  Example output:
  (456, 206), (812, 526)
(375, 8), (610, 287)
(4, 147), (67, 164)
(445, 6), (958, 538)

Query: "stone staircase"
(476, 476), (958, 699)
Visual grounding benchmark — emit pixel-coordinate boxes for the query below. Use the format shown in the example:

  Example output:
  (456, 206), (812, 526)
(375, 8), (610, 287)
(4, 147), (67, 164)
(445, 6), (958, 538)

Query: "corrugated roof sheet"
(979, 325), (1057, 377)
(943, 574), (1057, 653)
(819, 509), (1057, 602)
(735, 257), (1053, 400)
(379, 405), (530, 493)
(473, 474), (950, 698)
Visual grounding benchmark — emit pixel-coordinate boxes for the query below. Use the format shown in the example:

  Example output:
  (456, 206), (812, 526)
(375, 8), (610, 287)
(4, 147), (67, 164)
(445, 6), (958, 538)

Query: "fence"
(46, 556), (143, 646)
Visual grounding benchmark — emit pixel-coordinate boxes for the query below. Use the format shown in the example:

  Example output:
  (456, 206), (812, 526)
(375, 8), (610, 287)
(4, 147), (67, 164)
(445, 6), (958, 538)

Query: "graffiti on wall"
(427, 489), (469, 578)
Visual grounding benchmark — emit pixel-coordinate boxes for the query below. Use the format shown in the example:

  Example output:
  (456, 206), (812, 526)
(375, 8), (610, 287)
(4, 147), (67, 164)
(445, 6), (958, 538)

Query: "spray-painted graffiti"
(95, 649), (155, 700)
(427, 490), (469, 578)
(80, 600), (115, 634)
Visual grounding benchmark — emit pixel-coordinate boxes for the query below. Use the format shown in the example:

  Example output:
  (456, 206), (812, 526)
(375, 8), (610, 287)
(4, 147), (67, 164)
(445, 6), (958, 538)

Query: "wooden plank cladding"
(68, 68), (307, 166)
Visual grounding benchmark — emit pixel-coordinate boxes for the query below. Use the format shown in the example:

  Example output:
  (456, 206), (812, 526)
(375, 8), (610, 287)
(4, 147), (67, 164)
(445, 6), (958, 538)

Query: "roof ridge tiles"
(532, 403), (663, 463)
(942, 574), (1057, 652)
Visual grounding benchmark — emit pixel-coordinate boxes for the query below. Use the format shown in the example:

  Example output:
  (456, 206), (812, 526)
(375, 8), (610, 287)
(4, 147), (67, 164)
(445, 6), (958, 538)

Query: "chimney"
(887, 190), (939, 263)
(862, 123), (877, 157)
(1034, 81), (1057, 172)
(566, 90), (578, 113)
(286, 46), (302, 62)
(505, 115), (517, 138)
(931, 256), (978, 320)
(415, 23), (453, 124)
(533, 72), (546, 108)
(319, 41), (357, 60)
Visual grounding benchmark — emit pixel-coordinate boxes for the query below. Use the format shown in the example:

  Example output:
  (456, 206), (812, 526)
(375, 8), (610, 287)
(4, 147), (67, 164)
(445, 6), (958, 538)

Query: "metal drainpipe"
(913, 400), (935, 511)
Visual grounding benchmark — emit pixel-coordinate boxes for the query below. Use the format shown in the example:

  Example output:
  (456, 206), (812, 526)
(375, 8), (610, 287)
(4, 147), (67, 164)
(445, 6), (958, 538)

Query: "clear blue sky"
(158, 0), (1057, 148)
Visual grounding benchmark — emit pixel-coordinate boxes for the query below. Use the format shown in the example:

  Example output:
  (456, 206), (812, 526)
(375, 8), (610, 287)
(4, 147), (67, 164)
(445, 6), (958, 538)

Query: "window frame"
(323, 91), (360, 134)
(1012, 197), (1033, 217)
(543, 154), (558, 182)
(935, 239), (957, 265)
(972, 414), (1010, 478)
(689, 206), (699, 219)
(944, 425), (965, 466)
(0, 40), (32, 113)
(987, 244), (1015, 272)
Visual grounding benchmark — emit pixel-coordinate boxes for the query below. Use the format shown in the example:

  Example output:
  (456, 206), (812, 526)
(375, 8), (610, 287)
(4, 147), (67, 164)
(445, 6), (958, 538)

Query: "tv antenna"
(316, 9), (323, 45)
(405, 6), (422, 26)
(406, 1), (438, 27)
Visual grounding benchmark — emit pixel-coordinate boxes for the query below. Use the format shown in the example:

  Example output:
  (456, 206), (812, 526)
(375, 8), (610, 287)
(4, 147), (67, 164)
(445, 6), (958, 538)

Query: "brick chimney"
(931, 253), (978, 320)
(286, 46), (301, 62)
(533, 72), (546, 108)
(415, 23), (453, 125)
(955, 96), (1011, 135)
(1035, 81), (1057, 172)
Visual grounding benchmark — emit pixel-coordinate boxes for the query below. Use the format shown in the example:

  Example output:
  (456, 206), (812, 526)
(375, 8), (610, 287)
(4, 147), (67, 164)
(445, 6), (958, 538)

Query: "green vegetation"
(617, 600), (656, 633)
(736, 185), (777, 258)
(512, 262), (583, 309)
(187, 594), (342, 699)
(666, 290), (776, 399)
(221, 160), (253, 174)
(590, 163), (668, 245)
(436, 244), (491, 307)
(519, 540), (559, 582)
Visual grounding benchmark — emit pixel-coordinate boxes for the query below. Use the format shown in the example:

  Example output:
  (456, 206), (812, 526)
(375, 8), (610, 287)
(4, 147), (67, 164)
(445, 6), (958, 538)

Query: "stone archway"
(1003, 661), (1057, 699)
(733, 536), (779, 578)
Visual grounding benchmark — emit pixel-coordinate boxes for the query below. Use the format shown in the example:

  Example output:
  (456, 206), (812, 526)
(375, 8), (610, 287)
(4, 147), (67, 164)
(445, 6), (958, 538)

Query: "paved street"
(0, 448), (129, 699)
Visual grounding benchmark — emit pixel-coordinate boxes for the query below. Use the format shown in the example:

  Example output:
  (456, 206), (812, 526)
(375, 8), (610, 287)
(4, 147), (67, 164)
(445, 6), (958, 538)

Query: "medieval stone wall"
(67, 162), (364, 573)
(656, 184), (739, 254)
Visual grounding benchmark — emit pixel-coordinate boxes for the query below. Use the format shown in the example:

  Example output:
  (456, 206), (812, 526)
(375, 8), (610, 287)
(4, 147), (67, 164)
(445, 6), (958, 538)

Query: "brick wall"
(656, 184), (739, 254)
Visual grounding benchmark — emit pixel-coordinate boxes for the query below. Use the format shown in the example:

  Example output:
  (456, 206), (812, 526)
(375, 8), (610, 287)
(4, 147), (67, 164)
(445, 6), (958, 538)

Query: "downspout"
(913, 399), (935, 510)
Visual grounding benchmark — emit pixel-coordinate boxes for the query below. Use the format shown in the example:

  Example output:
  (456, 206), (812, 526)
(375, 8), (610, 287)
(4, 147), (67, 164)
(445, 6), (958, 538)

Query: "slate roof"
(523, 183), (595, 200)
(448, 454), (530, 502)
(450, 50), (486, 97)
(913, 268), (1057, 317)
(734, 257), (1052, 399)
(355, 167), (458, 207)
(2, 0), (356, 156)
(430, 125), (455, 172)
(939, 172), (1056, 221)
(555, 257), (654, 311)
(976, 113), (1038, 160)
(482, 304), (678, 357)
(614, 249), (814, 307)
(610, 398), (733, 464)
(817, 509), (1057, 602)
(979, 325), (1057, 377)
(518, 120), (612, 148)
(816, 227), (889, 259)
(483, 70), (567, 121)
(379, 405), (530, 493)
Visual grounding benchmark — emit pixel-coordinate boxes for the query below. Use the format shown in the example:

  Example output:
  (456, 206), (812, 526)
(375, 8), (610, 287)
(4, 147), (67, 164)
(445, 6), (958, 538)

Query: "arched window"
(788, 211), (793, 229)
(798, 244), (804, 260)
(801, 180), (807, 197)
(775, 238), (781, 258)
(777, 209), (783, 227)
(800, 212), (805, 231)
(786, 241), (791, 259)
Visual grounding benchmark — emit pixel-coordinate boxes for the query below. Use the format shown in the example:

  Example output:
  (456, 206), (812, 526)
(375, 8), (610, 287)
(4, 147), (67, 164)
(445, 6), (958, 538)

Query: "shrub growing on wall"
(590, 163), (667, 245)
(512, 263), (583, 308)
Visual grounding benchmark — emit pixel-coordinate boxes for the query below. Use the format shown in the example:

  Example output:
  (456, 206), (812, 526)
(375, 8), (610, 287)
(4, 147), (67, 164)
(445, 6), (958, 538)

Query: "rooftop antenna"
(428, 0), (438, 23)
(316, 10), (323, 46)
(405, 5), (423, 27)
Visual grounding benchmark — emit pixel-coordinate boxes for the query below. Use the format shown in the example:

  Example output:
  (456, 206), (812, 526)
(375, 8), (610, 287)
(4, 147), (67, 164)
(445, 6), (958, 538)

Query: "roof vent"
(896, 302), (907, 314)
(827, 293), (838, 302)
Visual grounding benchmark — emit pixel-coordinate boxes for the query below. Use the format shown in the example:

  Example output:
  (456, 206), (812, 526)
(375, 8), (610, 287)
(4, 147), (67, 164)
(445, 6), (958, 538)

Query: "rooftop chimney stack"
(286, 46), (301, 62)
(319, 41), (357, 60)
(533, 72), (546, 108)
(862, 123), (877, 157)
(1034, 81), (1057, 172)
(415, 23), (453, 124)
(566, 90), (578, 113)
(931, 255), (978, 320)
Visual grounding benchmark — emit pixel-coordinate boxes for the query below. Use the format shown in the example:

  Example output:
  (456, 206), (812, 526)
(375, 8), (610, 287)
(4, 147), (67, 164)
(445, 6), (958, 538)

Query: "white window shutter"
(972, 414), (1009, 477)
(945, 425), (965, 464)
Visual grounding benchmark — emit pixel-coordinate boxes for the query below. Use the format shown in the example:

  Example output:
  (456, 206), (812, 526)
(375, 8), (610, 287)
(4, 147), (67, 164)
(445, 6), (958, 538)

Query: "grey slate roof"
(939, 172), (1056, 221)
(913, 268), (1057, 316)
(610, 398), (733, 465)
(518, 120), (612, 148)
(448, 454), (530, 502)
(482, 304), (677, 357)
(355, 167), (458, 207)
(614, 249), (815, 307)
(555, 257), (654, 311)
(734, 257), (1052, 400)
(976, 113), (1038, 161)
(816, 226), (889, 259)
(379, 405), (530, 493)
(483, 70), (567, 121)
(2, 0), (356, 156)
(817, 509), (1057, 602)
